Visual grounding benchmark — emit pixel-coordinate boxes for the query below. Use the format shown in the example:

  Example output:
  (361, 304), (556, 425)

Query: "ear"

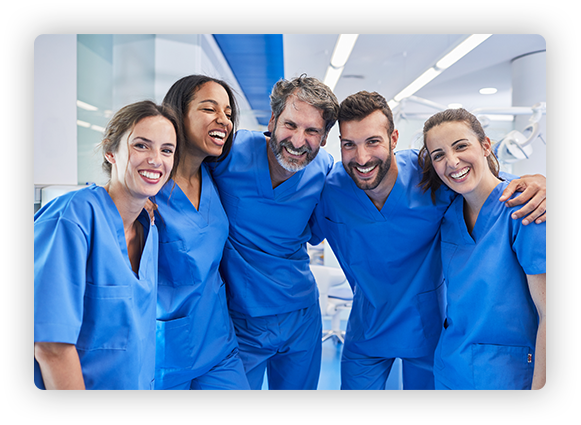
(320, 134), (328, 147)
(267, 113), (276, 133)
(391, 129), (400, 150)
(104, 151), (116, 164)
(483, 137), (492, 156)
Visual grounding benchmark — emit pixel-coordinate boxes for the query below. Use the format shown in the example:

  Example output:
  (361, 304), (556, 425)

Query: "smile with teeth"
(209, 130), (226, 139)
(139, 170), (162, 181)
(450, 167), (470, 180)
(284, 145), (307, 156)
(355, 164), (377, 174)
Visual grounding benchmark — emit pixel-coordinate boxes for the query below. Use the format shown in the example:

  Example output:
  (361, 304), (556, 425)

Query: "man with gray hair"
(210, 75), (339, 390)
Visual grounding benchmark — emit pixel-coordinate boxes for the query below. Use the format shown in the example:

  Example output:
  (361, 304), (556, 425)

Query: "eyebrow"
(429, 138), (469, 155)
(133, 136), (176, 148)
(199, 99), (232, 110)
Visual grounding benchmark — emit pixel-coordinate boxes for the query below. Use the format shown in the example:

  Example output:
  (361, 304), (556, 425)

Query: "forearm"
(35, 342), (86, 390)
(531, 317), (546, 390)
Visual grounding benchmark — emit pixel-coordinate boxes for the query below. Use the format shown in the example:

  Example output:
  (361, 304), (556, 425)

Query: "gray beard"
(269, 131), (318, 173)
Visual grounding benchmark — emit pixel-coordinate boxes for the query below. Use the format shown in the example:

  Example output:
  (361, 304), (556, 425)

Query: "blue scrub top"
(154, 164), (238, 388)
(434, 181), (546, 390)
(34, 185), (158, 390)
(210, 130), (333, 317)
(310, 150), (456, 358)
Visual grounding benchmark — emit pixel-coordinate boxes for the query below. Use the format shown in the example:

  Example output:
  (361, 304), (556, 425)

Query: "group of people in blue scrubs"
(34, 73), (546, 390)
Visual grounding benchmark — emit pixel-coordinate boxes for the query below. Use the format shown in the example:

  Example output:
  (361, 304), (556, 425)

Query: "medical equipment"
(473, 103), (546, 164)
(310, 264), (353, 344)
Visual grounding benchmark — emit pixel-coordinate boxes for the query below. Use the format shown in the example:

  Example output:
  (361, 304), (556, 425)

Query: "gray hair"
(269, 74), (339, 135)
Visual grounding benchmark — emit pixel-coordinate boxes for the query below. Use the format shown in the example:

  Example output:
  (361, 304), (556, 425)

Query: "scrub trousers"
(231, 303), (322, 390)
(341, 348), (435, 390)
(162, 348), (250, 390)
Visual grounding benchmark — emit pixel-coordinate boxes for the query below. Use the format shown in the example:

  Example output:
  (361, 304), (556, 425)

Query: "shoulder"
(233, 129), (266, 147)
(35, 185), (108, 224)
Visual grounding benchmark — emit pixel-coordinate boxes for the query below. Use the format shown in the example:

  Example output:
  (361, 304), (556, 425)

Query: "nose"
(147, 150), (162, 167)
(354, 145), (371, 165)
(216, 110), (230, 127)
(446, 152), (460, 169)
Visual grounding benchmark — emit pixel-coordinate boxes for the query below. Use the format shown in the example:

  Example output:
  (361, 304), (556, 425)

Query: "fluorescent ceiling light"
(324, 66), (343, 92)
(479, 87), (498, 95)
(77, 100), (98, 111)
(91, 124), (106, 133)
(436, 34), (492, 70)
(482, 114), (514, 122)
(394, 67), (441, 102)
(76, 120), (91, 128)
(330, 34), (359, 68)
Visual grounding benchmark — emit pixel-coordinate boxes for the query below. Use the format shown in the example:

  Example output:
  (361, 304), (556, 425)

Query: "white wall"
(34, 34), (77, 185)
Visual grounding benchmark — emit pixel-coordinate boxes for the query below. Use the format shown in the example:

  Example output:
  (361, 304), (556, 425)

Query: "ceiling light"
(394, 67), (441, 102)
(323, 66), (343, 92)
(330, 34), (359, 68)
(76, 120), (91, 128)
(448, 103), (463, 109)
(77, 100), (98, 111)
(91, 124), (106, 133)
(436, 34), (492, 70)
(479, 87), (498, 95)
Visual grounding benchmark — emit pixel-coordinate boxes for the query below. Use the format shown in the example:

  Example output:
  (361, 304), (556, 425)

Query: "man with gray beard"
(209, 75), (339, 390)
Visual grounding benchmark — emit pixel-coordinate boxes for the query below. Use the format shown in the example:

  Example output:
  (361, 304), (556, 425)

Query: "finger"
(509, 191), (544, 220)
(499, 180), (522, 202)
(516, 198), (546, 225)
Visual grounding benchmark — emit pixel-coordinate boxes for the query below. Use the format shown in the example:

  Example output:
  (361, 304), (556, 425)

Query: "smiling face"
(267, 96), (327, 173)
(425, 120), (497, 200)
(339, 110), (399, 194)
(107, 115), (176, 201)
(183, 81), (233, 161)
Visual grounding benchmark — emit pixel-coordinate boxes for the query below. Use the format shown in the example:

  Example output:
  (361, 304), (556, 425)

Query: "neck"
(462, 172), (502, 233)
(364, 159), (398, 211)
(105, 181), (146, 231)
(176, 151), (204, 183)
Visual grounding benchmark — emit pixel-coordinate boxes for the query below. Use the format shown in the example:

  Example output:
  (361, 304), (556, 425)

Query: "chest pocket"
(158, 240), (195, 287)
(76, 282), (131, 351)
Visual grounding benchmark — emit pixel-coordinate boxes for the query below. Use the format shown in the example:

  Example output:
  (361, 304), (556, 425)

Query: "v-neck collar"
(348, 163), (404, 222)
(165, 165), (211, 229)
(97, 185), (153, 279)
(255, 133), (304, 200)
(454, 181), (505, 244)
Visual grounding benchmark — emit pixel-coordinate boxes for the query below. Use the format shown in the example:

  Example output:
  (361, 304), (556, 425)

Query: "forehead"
(192, 81), (231, 106)
(280, 96), (324, 126)
(339, 110), (389, 139)
(426, 121), (475, 144)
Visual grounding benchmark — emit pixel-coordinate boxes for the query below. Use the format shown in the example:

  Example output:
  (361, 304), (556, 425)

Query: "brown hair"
(338, 91), (395, 135)
(100, 100), (182, 180)
(418, 108), (500, 202)
(270, 74), (339, 135)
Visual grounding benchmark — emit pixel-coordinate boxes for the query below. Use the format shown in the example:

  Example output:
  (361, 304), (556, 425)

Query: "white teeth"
(450, 167), (470, 179)
(356, 165), (377, 174)
(209, 131), (226, 139)
(285, 146), (305, 156)
(139, 171), (161, 180)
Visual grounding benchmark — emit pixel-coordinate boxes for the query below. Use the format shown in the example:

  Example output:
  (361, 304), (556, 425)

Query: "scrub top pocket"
(471, 343), (534, 390)
(155, 315), (194, 369)
(158, 240), (195, 287)
(76, 282), (131, 351)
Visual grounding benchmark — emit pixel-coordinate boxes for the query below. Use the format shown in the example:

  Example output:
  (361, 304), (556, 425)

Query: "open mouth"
(139, 170), (162, 182)
(449, 167), (470, 181)
(284, 145), (308, 157)
(209, 130), (227, 144)
(354, 164), (377, 175)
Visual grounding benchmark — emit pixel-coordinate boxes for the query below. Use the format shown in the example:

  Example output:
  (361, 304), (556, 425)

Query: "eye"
(432, 153), (443, 162)
(133, 142), (147, 150)
(341, 141), (354, 149)
(161, 147), (174, 155)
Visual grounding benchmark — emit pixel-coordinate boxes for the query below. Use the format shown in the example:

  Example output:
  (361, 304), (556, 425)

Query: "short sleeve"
(34, 217), (88, 344)
(512, 217), (546, 275)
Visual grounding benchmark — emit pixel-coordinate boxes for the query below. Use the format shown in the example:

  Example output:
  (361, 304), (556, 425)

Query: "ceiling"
(219, 34), (545, 123)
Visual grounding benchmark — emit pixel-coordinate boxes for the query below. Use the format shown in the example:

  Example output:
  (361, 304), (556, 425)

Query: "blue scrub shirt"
(311, 150), (455, 358)
(34, 185), (158, 390)
(434, 181), (546, 390)
(154, 165), (243, 389)
(210, 130), (334, 317)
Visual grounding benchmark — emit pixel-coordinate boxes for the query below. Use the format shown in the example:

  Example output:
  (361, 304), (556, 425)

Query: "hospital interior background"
(34, 34), (546, 389)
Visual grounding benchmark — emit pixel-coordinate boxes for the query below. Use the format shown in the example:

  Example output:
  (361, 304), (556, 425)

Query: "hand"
(144, 199), (158, 224)
(499, 174), (546, 225)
